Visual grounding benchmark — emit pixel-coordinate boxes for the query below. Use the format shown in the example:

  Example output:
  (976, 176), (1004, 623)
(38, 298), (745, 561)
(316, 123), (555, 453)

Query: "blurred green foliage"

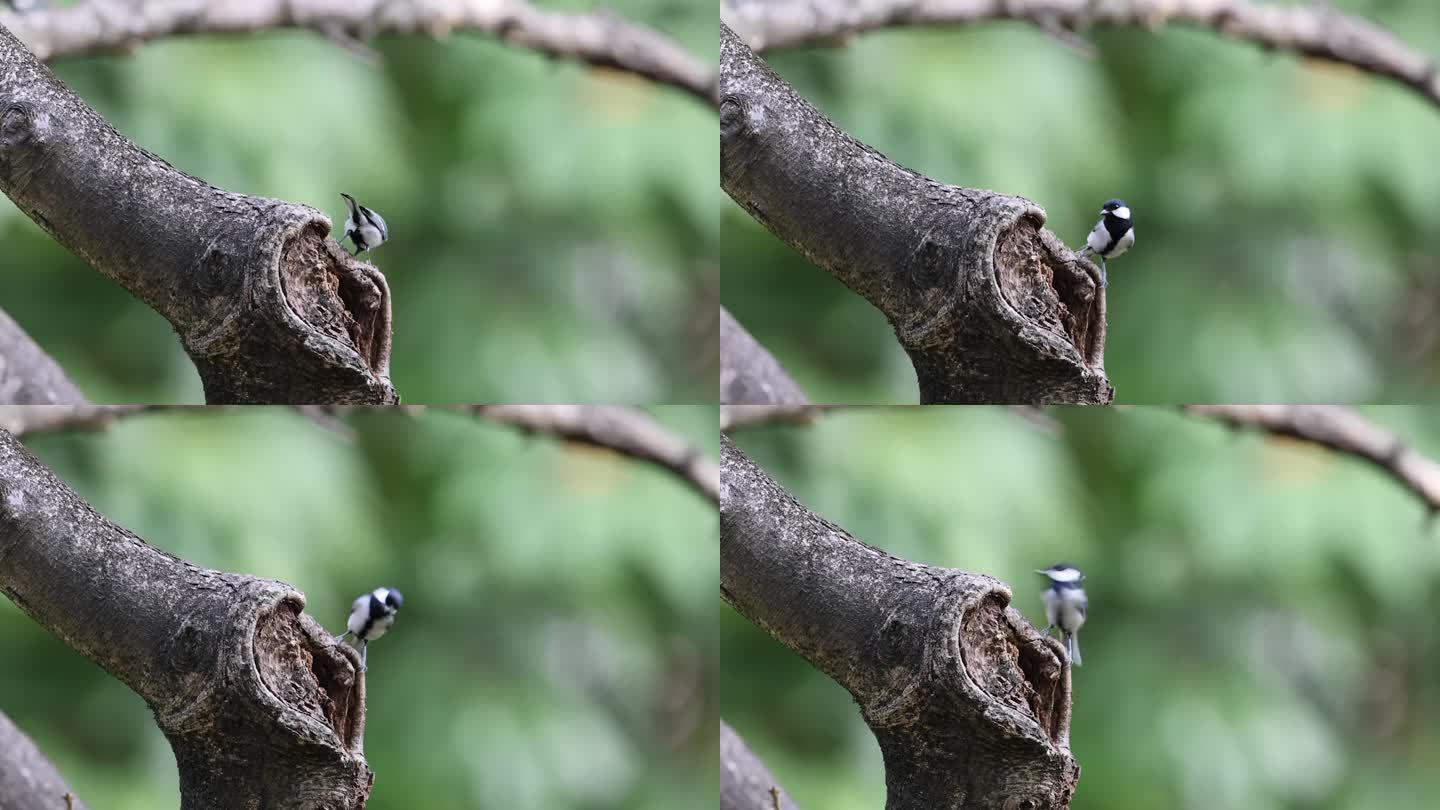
(724, 405), (1440, 809)
(0, 0), (716, 403)
(721, 1), (1440, 403)
(0, 406), (718, 809)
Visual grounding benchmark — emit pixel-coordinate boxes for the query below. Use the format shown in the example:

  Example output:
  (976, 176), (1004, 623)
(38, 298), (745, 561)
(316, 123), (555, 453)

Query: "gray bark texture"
(720, 433), (1078, 809)
(0, 429), (372, 809)
(719, 23), (1110, 404)
(0, 24), (395, 404)
(0, 309), (85, 405)
(720, 306), (809, 405)
(720, 719), (800, 810)
(0, 709), (91, 810)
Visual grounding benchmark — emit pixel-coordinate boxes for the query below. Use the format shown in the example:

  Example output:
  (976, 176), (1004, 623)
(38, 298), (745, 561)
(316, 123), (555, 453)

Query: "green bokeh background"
(0, 406), (718, 809)
(724, 405), (1440, 810)
(0, 0), (716, 403)
(721, 0), (1440, 403)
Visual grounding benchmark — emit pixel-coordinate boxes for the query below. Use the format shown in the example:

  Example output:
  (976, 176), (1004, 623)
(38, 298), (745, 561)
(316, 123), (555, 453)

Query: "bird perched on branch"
(1077, 199), (1134, 288)
(1036, 563), (1086, 666)
(339, 193), (389, 256)
(336, 586), (403, 672)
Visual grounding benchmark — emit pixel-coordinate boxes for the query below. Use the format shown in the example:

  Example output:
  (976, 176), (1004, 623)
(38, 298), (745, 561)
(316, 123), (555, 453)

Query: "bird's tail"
(1067, 633), (1082, 667)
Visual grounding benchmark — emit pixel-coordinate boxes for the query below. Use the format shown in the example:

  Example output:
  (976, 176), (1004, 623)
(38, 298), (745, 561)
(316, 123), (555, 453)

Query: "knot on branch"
(0, 102), (48, 189)
(861, 576), (1078, 806)
(903, 199), (1111, 404)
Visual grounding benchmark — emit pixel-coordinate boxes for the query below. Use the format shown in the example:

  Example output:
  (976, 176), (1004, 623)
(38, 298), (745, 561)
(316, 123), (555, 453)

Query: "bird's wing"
(361, 207), (388, 239)
(1085, 221), (1110, 253)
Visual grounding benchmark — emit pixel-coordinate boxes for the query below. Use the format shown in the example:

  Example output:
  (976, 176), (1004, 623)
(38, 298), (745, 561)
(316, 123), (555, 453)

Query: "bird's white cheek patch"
(1113, 206), (1131, 220)
(1049, 568), (1082, 583)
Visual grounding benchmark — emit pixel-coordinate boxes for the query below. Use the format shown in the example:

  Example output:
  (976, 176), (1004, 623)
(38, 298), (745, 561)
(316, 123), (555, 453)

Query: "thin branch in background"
(466, 405), (719, 506)
(1, 0), (717, 106)
(0, 405), (171, 436)
(720, 405), (840, 432)
(720, 404), (1055, 434)
(0, 405), (718, 505)
(0, 405), (355, 442)
(1183, 405), (1440, 517)
(722, 0), (1440, 112)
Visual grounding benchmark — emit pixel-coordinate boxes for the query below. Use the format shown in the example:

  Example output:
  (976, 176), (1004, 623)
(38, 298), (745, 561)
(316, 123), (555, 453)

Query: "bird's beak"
(1034, 569), (1048, 575)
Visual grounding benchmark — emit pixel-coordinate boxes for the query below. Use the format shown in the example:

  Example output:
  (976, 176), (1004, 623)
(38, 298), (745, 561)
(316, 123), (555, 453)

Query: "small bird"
(1077, 199), (1134, 288)
(335, 586), (403, 672)
(1036, 563), (1087, 667)
(339, 193), (389, 256)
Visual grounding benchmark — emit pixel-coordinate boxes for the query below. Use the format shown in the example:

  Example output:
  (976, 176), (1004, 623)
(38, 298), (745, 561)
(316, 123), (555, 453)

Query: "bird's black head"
(1036, 563), (1084, 584)
(384, 588), (403, 609)
(1100, 199), (1132, 223)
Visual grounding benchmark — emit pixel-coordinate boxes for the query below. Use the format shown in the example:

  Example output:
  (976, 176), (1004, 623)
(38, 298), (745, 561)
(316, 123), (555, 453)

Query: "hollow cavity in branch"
(720, 24), (1110, 403)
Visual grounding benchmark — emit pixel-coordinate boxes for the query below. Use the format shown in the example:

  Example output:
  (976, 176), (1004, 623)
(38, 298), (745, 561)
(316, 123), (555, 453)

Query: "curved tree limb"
(720, 719), (800, 810)
(0, 308), (86, 405)
(720, 23), (1110, 404)
(1, 23), (395, 404)
(720, 433), (1078, 808)
(468, 404), (719, 505)
(0, 429), (371, 809)
(0, 404), (717, 504)
(720, 306), (810, 405)
(722, 0), (1440, 111)
(1184, 404), (1440, 516)
(1, 0), (718, 107)
(0, 709), (92, 810)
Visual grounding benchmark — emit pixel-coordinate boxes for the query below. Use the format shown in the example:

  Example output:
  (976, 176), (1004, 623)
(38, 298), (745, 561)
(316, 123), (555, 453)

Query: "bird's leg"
(1099, 259), (1108, 289)
(359, 641), (368, 673)
(335, 631), (351, 642)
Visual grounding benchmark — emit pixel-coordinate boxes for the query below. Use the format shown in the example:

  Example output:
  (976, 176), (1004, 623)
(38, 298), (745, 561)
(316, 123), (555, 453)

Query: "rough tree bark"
(0, 24), (395, 404)
(719, 433), (1078, 808)
(0, 309), (85, 406)
(720, 24), (1109, 404)
(0, 429), (371, 808)
(0, 709), (91, 810)
(720, 306), (809, 405)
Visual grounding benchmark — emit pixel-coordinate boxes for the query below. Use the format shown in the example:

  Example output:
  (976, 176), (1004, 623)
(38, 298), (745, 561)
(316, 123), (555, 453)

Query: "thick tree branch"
(720, 433), (1077, 808)
(720, 306), (809, 405)
(0, 24), (395, 404)
(1, 0), (717, 107)
(721, 24), (1110, 404)
(0, 709), (91, 810)
(720, 719), (800, 810)
(0, 429), (370, 808)
(469, 405), (719, 506)
(722, 0), (1440, 111)
(0, 308), (85, 405)
(1185, 404), (1440, 515)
